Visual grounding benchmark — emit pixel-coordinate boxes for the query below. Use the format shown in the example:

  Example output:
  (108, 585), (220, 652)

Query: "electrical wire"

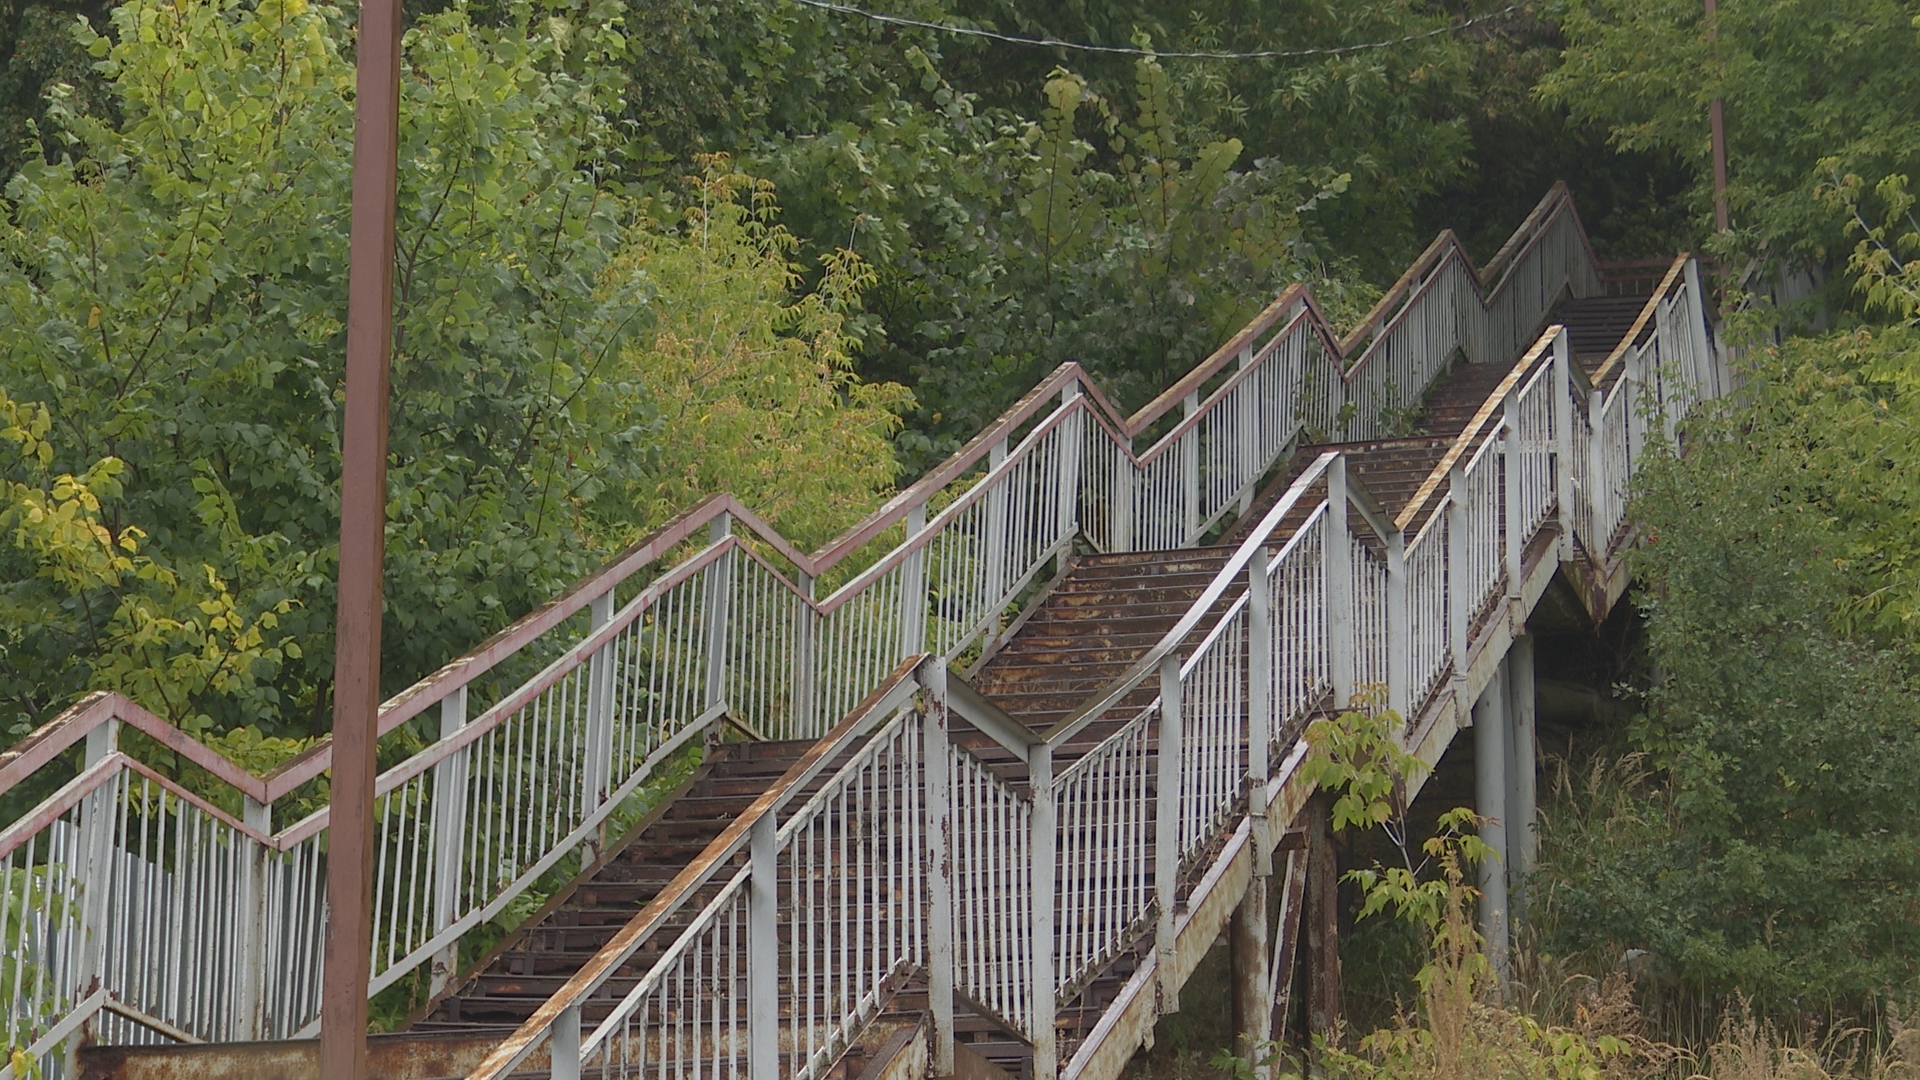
(784, 0), (1521, 61)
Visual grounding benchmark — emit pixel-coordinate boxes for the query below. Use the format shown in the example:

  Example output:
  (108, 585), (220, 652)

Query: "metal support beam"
(320, 0), (403, 1060)
(921, 662), (957, 1078)
(1155, 653), (1184, 1014)
(1327, 458), (1353, 708)
(748, 813), (778, 1080)
(430, 686), (468, 997)
(792, 572), (817, 737)
(1302, 796), (1339, 1047)
(1551, 330), (1576, 560)
(1473, 661), (1511, 984)
(582, 590), (616, 863)
(1268, 846), (1307, 1046)
(1182, 392), (1202, 544)
(1030, 742), (1058, 1080)
(704, 514), (733, 714)
(1231, 876), (1271, 1062)
(1506, 634), (1537, 924)
(899, 505), (928, 659)
(1058, 380), (1084, 546)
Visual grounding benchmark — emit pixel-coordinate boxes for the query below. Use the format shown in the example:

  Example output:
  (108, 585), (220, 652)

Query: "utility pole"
(318, 0), (403, 1067)
(1705, 0), (1729, 233)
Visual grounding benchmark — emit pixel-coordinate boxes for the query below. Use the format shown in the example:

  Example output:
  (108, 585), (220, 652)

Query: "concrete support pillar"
(1473, 659), (1510, 983)
(1505, 635), (1537, 924)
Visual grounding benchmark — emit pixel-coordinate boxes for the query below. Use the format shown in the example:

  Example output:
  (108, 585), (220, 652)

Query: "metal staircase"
(0, 185), (1726, 1080)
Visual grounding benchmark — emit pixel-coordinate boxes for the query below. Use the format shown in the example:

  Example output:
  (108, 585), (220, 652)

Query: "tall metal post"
(236, 794), (272, 1039)
(582, 591), (616, 863)
(1385, 530), (1409, 718)
(1235, 348), (1257, 516)
(985, 439), (1010, 596)
(430, 686), (468, 996)
(921, 662), (956, 1077)
(1447, 467), (1469, 722)
(1505, 635), (1537, 923)
(1238, 548), (1274, 1068)
(1705, 0), (1729, 233)
(705, 514), (733, 714)
(899, 506), (928, 659)
(1325, 458), (1353, 708)
(748, 813), (779, 1080)
(1057, 380), (1083, 546)
(1502, 407), (1522, 604)
(1473, 662), (1510, 985)
(320, 0), (404, 1060)
(792, 573), (817, 738)
(1181, 392), (1201, 544)
(1552, 331), (1576, 560)
(1154, 653), (1184, 1013)
(1030, 742), (1058, 1080)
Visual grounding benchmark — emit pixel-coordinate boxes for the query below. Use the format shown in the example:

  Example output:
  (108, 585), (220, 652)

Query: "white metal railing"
(0, 185), (1625, 1076)
(467, 256), (1720, 1080)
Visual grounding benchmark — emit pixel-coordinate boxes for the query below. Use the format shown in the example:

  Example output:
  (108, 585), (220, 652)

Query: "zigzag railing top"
(490, 255), (1725, 1080)
(0, 183), (1608, 1065)
(0, 185), (1601, 829)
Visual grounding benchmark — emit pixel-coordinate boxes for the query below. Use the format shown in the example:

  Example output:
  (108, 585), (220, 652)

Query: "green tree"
(0, 0), (906, 740)
(1541, 0), (1920, 274)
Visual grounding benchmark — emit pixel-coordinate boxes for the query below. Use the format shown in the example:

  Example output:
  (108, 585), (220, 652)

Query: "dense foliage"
(1533, 305), (1920, 1022)
(1543, 0), (1920, 275)
(0, 0), (906, 741)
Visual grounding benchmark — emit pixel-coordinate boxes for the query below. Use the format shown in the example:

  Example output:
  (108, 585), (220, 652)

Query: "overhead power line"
(784, 0), (1521, 61)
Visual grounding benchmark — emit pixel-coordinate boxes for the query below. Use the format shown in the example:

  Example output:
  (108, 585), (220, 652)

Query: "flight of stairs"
(80, 294), (1652, 1080)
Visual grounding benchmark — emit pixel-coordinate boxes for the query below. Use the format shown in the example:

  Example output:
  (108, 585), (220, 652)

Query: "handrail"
(1394, 331), (1560, 534)
(1041, 452), (1339, 747)
(0, 183), (1610, 1067)
(462, 654), (929, 1080)
(3, 183), (1598, 823)
(1590, 253), (1690, 389)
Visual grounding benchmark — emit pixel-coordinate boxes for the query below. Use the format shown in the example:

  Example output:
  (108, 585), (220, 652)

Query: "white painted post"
(899, 505), (928, 660)
(1505, 634), (1537, 923)
(1447, 467), (1469, 720)
(748, 812), (778, 1080)
(1552, 331), (1576, 560)
(1326, 457), (1353, 709)
(705, 514), (733, 714)
(1155, 653), (1184, 1013)
(1182, 392), (1201, 544)
(922, 662), (957, 1077)
(986, 439), (1010, 596)
(1386, 529), (1410, 719)
(582, 589), (616, 863)
(792, 572), (817, 739)
(430, 685), (469, 997)
(1030, 741), (1058, 1080)
(1114, 450), (1137, 555)
(1588, 380), (1608, 551)
(235, 794), (272, 1039)
(1682, 259), (1721, 399)
(1247, 548), (1273, 874)
(1502, 406), (1522, 605)
(1236, 348), (1257, 515)
(75, 717), (118, 988)
(1057, 381), (1084, 546)
(551, 1003), (582, 1080)
(1473, 661), (1510, 985)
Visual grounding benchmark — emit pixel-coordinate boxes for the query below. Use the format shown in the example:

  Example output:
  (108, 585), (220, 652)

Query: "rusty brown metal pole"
(1705, 0), (1730, 233)
(319, 0), (404, 1067)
